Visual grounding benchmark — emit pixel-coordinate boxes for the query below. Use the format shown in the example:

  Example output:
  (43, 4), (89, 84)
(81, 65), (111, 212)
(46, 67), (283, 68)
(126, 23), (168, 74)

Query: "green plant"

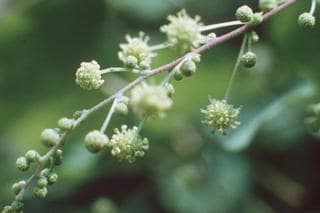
(2, 0), (318, 212)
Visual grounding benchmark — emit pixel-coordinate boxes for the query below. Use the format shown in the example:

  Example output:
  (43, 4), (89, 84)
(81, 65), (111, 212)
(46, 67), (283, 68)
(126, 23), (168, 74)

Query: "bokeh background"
(1, 0), (320, 212)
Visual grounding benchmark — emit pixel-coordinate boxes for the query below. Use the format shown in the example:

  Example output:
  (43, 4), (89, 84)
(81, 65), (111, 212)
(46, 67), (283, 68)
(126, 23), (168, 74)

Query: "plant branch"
(6, 0), (298, 206)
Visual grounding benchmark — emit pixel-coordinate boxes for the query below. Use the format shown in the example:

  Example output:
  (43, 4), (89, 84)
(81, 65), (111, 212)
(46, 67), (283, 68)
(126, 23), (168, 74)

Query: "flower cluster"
(75, 60), (104, 90)
(109, 125), (149, 163)
(201, 98), (241, 135)
(118, 32), (156, 70)
(130, 82), (173, 119)
(160, 10), (204, 52)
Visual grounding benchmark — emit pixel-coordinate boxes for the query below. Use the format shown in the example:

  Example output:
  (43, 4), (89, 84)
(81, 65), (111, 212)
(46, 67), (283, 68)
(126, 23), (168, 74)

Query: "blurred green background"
(1, 0), (320, 212)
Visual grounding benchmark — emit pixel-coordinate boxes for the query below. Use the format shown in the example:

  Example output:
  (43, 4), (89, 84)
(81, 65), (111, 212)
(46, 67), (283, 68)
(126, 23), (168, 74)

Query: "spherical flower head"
(25, 150), (40, 163)
(84, 130), (109, 153)
(298, 13), (316, 30)
(75, 60), (104, 90)
(160, 9), (204, 52)
(40, 128), (60, 147)
(33, 186), (48, 199)
(118, 32), (155, 69)
(201, 98), (241, 135)
(236, 5), (254, 23)
(109, 125), (149, 163)
(130, 83), (173, 119)
(240, 51), (257, 68)
(16, 157), (29, 172)
(57, 117), (74, 130)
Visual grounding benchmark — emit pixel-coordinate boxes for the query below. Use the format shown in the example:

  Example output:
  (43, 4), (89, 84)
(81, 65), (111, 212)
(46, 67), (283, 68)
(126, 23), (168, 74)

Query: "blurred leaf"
(218, 82), (315, 152)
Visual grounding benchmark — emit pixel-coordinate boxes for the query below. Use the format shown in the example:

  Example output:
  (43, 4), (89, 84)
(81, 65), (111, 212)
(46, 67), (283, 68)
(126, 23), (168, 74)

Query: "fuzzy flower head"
(109, 125), (149, 163)
(75, 60), (104, 90)
(130, 83), (173, 119)
(201, 98), (241, 135)
(118, 32), (156, 69)
(160, 9), (204, 52)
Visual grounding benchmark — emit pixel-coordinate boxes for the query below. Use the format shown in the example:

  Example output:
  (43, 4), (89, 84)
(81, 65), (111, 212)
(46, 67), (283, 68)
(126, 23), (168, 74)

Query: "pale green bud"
(25, 150), (40, 163)
(57, 117), (74, 130)
(84, 130), (109, 153)
(12, 181), (26, 195)
(191, 53), (201, 63)
(37, 177), (48, 188)
(249, 31), (259, 43)
(48, 173), (58, 185)
(115, 103), (128, 115)
(40, 168), (50, 177)
(16, 157), (29, 172)
(181, 60), (196, 77)
(236, 5), (254, 23)
(54, 149), (63, 166)
(173, 69), (184, 81)
(298, 13), (316, 29)
(165, 83), (175, 97)
(33, 187), (47, 199)
(240, 51), (257, 68)
(40, 128), (60, 147)
(248, 13), (263, 26)
(119, 96), (129, 105)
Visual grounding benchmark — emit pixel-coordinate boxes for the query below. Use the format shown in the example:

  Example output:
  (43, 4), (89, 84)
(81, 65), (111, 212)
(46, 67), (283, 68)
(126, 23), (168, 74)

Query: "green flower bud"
(240, 51), (257, 68)
(181, 60), (196, 77)
(173, 69), (184, 81)
(40, 168), (50, 177)
(33, 187), (47, 199)
(16, 157), (29, 172)
(12, 181), (26, 195)
(259, 0), (278, 12)
(249, 31), (259, 43)
(160, 10), (204, 52)
(73, 110), (84, 119)
(248, 13), (263, 26)
(48, 173), (58, 185)
(54, 149), (63, 166)
(15, 194), (24, 202)
(75, 60), (104, 90)
(236, 5), (254, 23)
(37, 177), (48, 188)
(10, 201), (23, 211)
(119, 96), (129, 105)
(115, 103), (128, 116)
(84, 130), (109, 153)
(191, 53), (201, 63)
(126, 56), (138, 68)
(25, 150), (40, 163)
(165, 83), (175, 97)
(57, 117), (74, 130)
(40, 128), (60, 147)
(201, 98), (241, 135)
(109, 125), (149, 163)
(298, 13), (316, 29)
(130, 83), (172, 119)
